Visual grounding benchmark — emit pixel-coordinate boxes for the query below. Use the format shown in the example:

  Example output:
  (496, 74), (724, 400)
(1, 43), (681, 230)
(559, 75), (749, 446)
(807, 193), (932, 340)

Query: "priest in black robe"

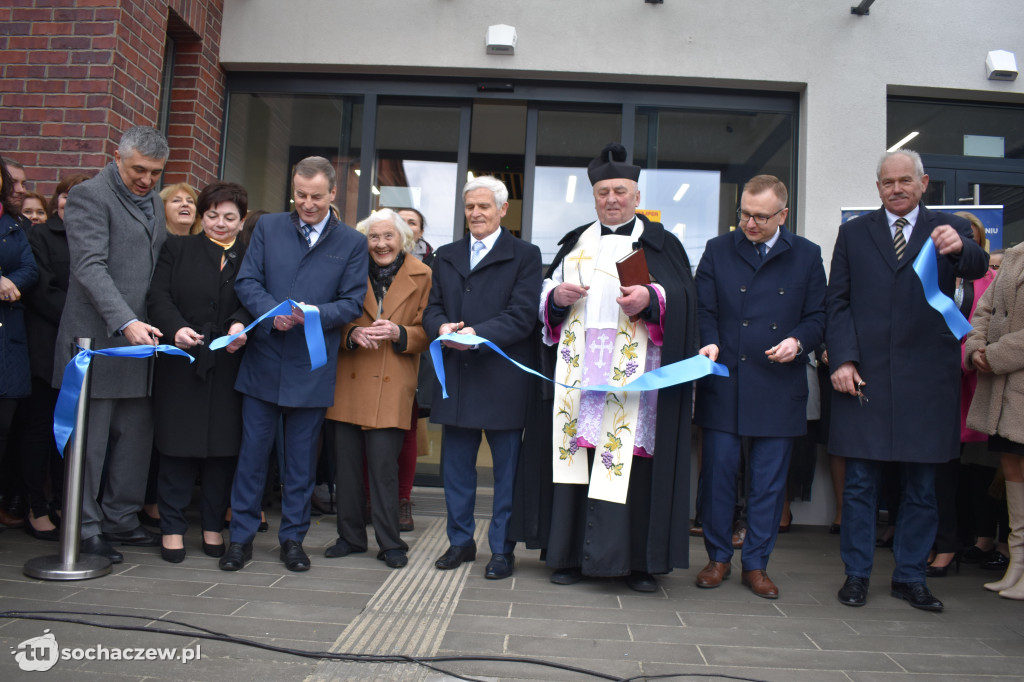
(510, 143), (699, 592)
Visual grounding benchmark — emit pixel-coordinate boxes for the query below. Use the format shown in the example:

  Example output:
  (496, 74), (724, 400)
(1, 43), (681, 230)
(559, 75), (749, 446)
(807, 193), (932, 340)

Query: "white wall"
(221, 0), (1024, 264)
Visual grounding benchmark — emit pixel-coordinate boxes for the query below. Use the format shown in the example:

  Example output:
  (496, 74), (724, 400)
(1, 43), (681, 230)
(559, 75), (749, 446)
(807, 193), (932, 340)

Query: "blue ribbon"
(53, 345), (194, 457)
(912, 239), (973, 340)
(208, 299), (327, 370)
(429, 333), (729, 399)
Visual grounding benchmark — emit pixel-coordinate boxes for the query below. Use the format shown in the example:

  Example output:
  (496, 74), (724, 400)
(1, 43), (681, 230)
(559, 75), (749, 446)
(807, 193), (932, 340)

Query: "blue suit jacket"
(694, 227), (826, 437)
(422, 227), (542, 430)
(826, 205), (987, 462)
(234, 211), (368, 408)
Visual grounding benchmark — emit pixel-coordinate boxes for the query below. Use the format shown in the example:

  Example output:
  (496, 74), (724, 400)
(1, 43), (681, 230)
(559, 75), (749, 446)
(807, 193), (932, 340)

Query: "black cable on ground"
(0, 609), (772, 682)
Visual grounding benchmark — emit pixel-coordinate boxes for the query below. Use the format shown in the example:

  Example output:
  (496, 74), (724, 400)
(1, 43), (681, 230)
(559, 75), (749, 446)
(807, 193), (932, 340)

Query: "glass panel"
(979, 183), (1024, 248)
(373, 102), (461, 250)
(223, 93), (362, 224)
(634, 108), (795, 267)
(469, 101), (527, 238)
(531, 108), (622, 262)
(888, 99), (1024, 160)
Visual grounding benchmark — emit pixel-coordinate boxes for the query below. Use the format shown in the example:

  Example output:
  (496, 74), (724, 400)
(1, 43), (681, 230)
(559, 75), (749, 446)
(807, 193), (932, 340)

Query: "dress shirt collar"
(470, 226), (502, 259)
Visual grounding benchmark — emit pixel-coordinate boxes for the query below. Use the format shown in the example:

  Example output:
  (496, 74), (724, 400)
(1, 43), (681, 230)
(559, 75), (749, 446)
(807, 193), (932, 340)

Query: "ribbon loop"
(912, 239), (973, 340)
(208, 299), (326, 370)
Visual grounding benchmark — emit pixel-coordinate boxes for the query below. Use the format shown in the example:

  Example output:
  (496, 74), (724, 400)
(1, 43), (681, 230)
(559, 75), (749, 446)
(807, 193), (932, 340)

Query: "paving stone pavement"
(0, 488), (1022, 682)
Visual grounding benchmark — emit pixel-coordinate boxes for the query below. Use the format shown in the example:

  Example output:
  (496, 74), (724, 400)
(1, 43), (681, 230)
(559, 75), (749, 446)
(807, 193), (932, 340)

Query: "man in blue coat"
(220, 156), (368, 573)
(828, 150), (988, 611)
(694, 175), (826, 599)
(423, 175), (542, 580)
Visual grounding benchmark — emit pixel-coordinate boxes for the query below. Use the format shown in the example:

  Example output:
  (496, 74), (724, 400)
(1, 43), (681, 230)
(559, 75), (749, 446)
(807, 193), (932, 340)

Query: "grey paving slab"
(460, 584), (623, 608)
(86, 573), (219, 597)
(159, 610), (345, 643)
(893, 651), (1024, 676)
(701, 643), (902, 672)
(116, 561), (283, 586)
(453, 598), (511, 617)
(231, 600), (362, 624)
(643, 661), (857, 682)
(509, 602), (683, 626)
(981, 637), (1024, 657)
(848, 673), (1024, 682)
(53, 585), (246, 616)
(629, 622), (817, 649)
(676, 611), (857, 633)
(422, 655), (642, 682)
(437, 630), (508, 655)
(200, 582), (373, 609)
(810, 631), (1000, 655)
(505, 633), (705, 665)
(443, 614), (630, 641)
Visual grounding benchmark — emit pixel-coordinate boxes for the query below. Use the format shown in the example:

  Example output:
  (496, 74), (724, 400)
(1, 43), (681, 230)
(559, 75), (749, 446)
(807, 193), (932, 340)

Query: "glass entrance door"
(927, 167), (1024, 249)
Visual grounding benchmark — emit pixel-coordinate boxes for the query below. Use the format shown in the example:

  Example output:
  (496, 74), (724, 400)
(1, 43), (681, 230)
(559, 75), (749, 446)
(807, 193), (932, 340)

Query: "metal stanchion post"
(24, 338), (112, 580)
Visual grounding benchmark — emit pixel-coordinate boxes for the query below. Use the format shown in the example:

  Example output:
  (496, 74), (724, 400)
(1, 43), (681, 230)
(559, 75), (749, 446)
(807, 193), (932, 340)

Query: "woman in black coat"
(21, 173), (90, 539)
(147, 182), (252, 563)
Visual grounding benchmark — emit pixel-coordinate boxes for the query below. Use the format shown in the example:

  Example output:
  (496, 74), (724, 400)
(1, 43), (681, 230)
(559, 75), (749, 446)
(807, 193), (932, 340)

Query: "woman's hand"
(367, 318), (400, 343)
(972, 348), (993, 373)
(174, 326), (204, 349)
(0, 275), (20, 302)
(225, 322), (247, 353)
(349, 326), (379, 350)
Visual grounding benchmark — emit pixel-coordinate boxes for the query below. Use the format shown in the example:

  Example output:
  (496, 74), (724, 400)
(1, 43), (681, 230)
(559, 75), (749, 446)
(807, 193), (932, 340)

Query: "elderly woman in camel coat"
(323, 209), (431, 568)
(965, 242), (1024, 600)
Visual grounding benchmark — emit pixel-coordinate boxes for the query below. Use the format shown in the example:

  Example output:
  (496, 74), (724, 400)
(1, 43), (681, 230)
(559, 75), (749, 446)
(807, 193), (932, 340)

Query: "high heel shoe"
(926, 552), (961, 578)
(25, 515), (60, 541)
(161, 545), (186, 563)
(778, 510), (794, 534)
(981, 550), (1010, 571)
(203, 541), (225, 558)
(258, 511), (269, 533)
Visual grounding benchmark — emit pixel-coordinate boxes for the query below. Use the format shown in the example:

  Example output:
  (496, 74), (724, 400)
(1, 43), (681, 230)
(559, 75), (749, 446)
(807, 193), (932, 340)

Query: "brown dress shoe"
(0, 507), (25, 529)
(398, 498), (414, 532)
(696, 560), (731, 588)
(742, 569), (779, 599)
(731, 527), (746, 549)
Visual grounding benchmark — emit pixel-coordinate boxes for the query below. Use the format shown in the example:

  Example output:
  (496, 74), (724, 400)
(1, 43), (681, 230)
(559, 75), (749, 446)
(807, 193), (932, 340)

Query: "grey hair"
(294, 156), (337, 192)
(118, 126), (169, 160)
(877, 149), (925, 180)
(462, 175), (508, 207)
(356, 208), (416, 254)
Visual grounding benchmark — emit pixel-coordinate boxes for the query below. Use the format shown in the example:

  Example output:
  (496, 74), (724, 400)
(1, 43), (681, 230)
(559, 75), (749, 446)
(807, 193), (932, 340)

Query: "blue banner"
(53, 345), (193, 457)
(912, 239), (973, 340)
(429, 332), (728, 399)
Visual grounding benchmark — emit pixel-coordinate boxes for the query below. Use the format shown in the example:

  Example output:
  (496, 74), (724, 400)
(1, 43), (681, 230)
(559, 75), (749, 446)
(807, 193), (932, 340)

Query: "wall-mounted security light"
(986, 50), (1018, 81)
(486, 24), (517, 55)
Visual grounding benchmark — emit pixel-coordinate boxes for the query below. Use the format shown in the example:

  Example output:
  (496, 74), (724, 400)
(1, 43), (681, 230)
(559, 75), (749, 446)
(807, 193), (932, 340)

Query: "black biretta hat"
(587, 143), (641, 185)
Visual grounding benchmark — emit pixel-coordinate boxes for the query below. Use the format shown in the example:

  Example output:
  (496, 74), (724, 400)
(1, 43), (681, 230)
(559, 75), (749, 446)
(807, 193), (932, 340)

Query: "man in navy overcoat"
(828, 150), (987, 611)
(423, 175), (542, 580)
(694, 175), (826, 599)
(221, 156), (367, 573)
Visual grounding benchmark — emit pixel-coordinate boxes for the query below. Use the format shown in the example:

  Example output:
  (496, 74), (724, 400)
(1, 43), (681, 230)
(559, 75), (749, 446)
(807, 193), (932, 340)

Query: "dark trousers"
(701, 429), (792, 571)
(331, 421), (407, 553)
(21, 377), (64, 518)
(841, 458), (937, 583)
(964, 463), (1009, 542)
(229, 395), (324, 545)
(933, 457), (961, 553)
(441, 425), (521, 554)
(157, 453), (236, 536)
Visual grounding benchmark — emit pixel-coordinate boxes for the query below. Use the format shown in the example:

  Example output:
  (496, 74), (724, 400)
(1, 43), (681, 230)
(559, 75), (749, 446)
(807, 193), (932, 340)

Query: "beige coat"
(965, 243), (1024, 444)
(325, 255), (431, 429)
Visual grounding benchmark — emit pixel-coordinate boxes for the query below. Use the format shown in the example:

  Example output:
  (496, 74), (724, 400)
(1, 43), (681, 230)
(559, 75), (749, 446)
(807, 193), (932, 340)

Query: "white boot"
(986, 480), (1024, 593)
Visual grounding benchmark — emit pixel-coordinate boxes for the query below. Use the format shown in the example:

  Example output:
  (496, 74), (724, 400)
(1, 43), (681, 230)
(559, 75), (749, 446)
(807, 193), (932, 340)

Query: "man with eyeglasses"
(693, 175), (826, 599)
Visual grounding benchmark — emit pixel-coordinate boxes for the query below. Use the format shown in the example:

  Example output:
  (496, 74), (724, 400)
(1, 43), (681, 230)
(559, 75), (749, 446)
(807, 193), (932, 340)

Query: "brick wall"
(0, 0), (226, 200)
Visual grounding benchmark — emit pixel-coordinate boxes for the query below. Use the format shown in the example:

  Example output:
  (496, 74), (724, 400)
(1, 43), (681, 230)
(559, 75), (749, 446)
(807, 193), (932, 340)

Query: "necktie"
(893, 217), (908, 260)
(470, 240), (486, 269)
(301, 224), (313, 247)
(756, 242), (767, 259)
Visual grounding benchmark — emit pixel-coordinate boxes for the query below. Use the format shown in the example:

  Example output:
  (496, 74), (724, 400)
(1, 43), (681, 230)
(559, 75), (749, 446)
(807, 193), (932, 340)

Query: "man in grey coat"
(53, 126), (169, 563)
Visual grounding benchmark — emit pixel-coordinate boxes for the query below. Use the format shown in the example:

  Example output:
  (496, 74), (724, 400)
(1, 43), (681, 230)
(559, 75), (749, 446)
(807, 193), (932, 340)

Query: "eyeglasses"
(736, 208), (785, 225)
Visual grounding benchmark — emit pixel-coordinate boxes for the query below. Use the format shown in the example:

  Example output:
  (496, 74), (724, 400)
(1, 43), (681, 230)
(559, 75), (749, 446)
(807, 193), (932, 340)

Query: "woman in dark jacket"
(21, 173), (90, 539)
(147, 182), (252, 563)
(0, 158), (38, 506)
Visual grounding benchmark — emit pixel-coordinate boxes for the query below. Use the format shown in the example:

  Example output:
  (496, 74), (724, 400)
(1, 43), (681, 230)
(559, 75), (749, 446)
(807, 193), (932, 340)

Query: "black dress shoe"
(104, 526), (161, 546)
(218, 542), (252, 571)
(81, 535), (123, 564)
(829, 523), (841, 535)
(280, 539), (310, 571)
(550, 567), (584, 585)
(202, 541), (225, 558)
(434, 544), (476, 570)
(485, 553), (514, 580)
(890, 581), (944, 611)
(625, 571), (658, 593)
(837, 575), (869, 607)
(981, 550), (1010, 571)
(25, 520), (60, 542)
(961, 545), (995, 564)
(324, 537), (365, 558)
(160, 546), (186, 563)
(377, 549), (408, 568)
